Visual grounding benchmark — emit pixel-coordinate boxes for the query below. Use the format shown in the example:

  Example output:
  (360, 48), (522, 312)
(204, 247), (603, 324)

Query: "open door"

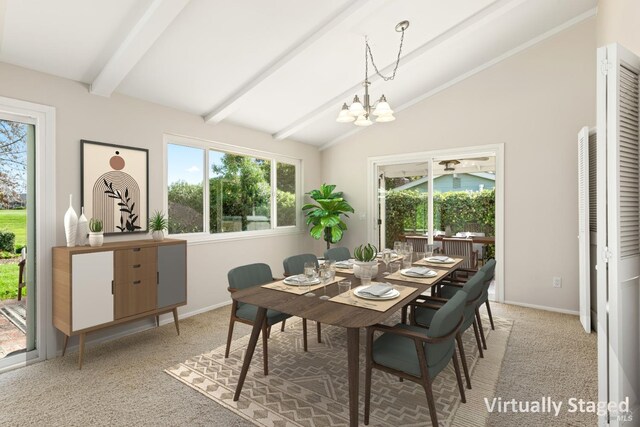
(597, 43), (640, 426)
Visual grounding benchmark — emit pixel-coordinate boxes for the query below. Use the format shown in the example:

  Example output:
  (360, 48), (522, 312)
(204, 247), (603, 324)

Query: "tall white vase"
(64, 194), (78, 247)
(77, 207), (89, 246)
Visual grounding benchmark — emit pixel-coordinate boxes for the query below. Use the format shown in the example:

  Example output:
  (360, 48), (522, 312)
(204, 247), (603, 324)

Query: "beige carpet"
(166, 315), (512, 426)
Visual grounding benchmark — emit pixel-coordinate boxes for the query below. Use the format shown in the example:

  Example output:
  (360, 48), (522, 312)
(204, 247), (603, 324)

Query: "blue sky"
(167, 144), (226, 185)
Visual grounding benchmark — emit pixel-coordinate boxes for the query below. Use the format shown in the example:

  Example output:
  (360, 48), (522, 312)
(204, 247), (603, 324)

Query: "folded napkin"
(335, 260), (354, 268)
(406, 267), (434, 276)
(358, 283), (393, 297)
(285, 274), (307, 283)
(429, 256), (450, 261)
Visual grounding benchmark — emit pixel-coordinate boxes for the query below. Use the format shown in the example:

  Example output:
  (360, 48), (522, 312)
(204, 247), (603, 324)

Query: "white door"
(597, 43), (640, 426)
(72, 252), (114, 331)
(577, 126), (591, 333)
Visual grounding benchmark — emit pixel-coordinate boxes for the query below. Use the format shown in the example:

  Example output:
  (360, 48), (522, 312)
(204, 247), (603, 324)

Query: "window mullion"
(203, 148), (209, 233)
(271, 160), (277, 229)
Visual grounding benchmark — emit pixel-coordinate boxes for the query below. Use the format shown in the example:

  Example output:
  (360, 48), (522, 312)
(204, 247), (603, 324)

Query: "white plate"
(283, 275), (320, 286)
(400, 268), (437, 278)
(425, 256), (455, 264)
(353, 284), (400, 300)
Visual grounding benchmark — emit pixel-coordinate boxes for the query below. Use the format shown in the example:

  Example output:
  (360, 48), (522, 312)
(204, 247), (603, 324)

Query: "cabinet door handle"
(132, 248), (141, 252)
(133, 264), (141, 268)
(133, 280), (141, 285)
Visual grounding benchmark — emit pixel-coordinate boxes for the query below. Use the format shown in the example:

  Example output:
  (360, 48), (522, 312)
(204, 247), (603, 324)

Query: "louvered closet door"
(577, 126), (591, 333)
(598, 43), (640, 426)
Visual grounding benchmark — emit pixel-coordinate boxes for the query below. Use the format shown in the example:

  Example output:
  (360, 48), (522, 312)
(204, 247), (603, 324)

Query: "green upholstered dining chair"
(226, 263), (308, 376)
(323, 246), (351, 262)
(282, 253), (321, 346)
(410, 270), (486, 391)
(364, 291), (468, 426)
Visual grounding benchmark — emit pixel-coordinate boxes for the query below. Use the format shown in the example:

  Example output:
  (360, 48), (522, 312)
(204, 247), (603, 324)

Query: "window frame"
(163, 134), (303, 243)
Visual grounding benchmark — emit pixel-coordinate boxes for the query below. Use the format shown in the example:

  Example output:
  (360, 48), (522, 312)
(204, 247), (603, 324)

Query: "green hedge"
(0, 230), (15, 252)
(385, 189), (495, 248)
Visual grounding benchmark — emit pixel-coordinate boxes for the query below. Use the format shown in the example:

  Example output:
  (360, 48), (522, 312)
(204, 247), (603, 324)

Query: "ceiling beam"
(273, 0), (525, 141)
(90, 0), (190, 97)
(318, 6), (597, 151)
(203, 0), (377, 124)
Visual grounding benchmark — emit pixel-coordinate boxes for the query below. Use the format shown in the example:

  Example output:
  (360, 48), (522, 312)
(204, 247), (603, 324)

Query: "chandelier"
(336, 20), (409, 126)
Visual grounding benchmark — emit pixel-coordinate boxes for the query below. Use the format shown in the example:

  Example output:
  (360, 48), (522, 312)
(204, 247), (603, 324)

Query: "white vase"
(151, 230), (164, 241)
(353, 261), (378, 279)
(64, 194), (78, 247)
(89, 232), (104, 247)
(77, 207), (89, 246)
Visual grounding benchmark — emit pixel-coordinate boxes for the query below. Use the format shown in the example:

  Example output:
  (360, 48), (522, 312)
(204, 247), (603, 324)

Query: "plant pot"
(151, 230), (164, 241)
(89, 232), (104, 247)
(353, 261), (378, 279)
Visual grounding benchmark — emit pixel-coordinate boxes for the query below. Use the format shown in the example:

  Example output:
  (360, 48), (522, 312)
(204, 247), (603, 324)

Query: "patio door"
(596, 43), (640, 425)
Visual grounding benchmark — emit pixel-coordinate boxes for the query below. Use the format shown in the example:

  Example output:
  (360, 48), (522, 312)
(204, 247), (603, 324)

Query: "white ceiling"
(0, 0), (596, 147)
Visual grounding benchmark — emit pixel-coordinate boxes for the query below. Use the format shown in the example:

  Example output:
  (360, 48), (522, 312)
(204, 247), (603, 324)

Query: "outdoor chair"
(282, 253), (322, 345)
(17, 247), (26, 301)
(323, 246), (350, 261)
(225, 263), (308, 375)
(364, 292), (468, 426)
(442, 238), (478, 272)
(405, 235), (428, 252)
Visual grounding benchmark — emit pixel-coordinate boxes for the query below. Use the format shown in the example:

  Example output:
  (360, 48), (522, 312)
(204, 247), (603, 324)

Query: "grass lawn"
(0, 264), (21, 299)
(0, 209), (27, 249)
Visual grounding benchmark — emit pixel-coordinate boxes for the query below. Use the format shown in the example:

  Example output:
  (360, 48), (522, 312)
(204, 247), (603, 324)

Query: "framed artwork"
(81, 140), (149, 235)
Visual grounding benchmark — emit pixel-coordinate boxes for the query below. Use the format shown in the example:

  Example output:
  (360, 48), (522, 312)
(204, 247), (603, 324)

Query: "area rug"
(166, 313), (512, 426)
(0, 300), (27, 334)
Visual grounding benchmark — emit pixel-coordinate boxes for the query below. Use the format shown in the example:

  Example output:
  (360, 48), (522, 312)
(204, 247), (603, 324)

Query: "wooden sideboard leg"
(155, 315), (160, 327)
(62, 335), (69, 356)
(172, 308), (180, 335)
(78, 332), (86, 370)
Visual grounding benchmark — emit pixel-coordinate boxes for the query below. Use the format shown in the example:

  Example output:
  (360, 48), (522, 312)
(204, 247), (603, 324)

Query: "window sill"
(169, 227), (305, 246)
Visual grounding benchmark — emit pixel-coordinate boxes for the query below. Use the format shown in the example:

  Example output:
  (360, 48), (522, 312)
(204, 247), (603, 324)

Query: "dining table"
(406, 234), (496, 245)
(231, 256), (464, 427)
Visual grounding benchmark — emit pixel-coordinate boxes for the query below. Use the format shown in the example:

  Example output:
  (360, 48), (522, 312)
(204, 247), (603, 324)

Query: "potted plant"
(88, 218), (104, 247)
(302, 183), (354, 249)
(149, 210), (168, 241)
(353, 243), (378, 279)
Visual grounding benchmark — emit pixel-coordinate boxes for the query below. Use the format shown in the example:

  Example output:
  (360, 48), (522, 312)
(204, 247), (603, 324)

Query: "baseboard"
(56, 299), (234, 356)
(503, 300), (580, 316)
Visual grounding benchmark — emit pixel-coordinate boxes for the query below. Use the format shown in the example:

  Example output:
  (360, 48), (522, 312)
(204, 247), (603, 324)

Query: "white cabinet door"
(72, 251), (114, 331)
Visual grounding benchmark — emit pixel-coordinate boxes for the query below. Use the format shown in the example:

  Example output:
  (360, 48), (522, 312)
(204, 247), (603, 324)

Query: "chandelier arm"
(366, 28), (405, 81)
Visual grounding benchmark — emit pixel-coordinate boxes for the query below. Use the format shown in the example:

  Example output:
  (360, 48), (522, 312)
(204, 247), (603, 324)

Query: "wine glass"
(319, 262), (334, 300)
(381, 249), (392, 275)
(303, 261), (317, 297)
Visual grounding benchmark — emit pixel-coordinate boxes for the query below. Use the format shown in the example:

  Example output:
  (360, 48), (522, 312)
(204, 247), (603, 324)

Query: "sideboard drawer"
(115, 246), (156, 267)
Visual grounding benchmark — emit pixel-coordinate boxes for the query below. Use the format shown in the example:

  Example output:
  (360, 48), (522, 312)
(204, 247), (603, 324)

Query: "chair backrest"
(479, 259), (496, 299)
(459, 270), (486, 329)
(227, 263), (273, 291)
(283, 253), (319, 276)
(442, 238), (476, 269)
(405, 236), (428, 252)
(324, 247), (351, 261)
(426, 291), (467, 366)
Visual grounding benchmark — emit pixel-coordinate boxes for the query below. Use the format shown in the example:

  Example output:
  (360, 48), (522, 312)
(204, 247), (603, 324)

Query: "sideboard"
(52, 238), (187, 368)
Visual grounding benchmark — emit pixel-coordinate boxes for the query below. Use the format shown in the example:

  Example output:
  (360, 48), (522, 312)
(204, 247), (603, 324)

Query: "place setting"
(414, 254), (464, 269)
(387, 265), (449, 284)
(329, 279), (417, 312)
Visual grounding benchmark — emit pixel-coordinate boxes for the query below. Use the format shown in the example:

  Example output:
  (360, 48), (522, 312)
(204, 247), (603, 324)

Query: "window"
(166, 136), (300, 238)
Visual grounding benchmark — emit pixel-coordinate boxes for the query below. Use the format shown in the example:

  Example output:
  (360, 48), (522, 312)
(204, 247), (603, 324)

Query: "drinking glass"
(338, 280), (351, 298)
(381, 249), (392, 275)
(360, 265), (373, 286)
(393, 241), (403, 255)
(319, 263), (333, 300)
(425, 244), (435, 258)
(402, 252), (413, 269)
(303, 261), (317, 297)
(389, 261), (401, 274)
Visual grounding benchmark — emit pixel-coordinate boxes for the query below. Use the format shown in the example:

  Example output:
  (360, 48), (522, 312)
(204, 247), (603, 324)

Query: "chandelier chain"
(365, 28), (406, 82)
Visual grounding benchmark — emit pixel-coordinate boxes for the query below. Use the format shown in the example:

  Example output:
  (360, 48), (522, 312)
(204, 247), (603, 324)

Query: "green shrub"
(0, 230), (15, 252)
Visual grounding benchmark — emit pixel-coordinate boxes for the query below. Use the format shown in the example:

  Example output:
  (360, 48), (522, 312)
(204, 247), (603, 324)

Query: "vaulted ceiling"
(0, 0), (596, 148)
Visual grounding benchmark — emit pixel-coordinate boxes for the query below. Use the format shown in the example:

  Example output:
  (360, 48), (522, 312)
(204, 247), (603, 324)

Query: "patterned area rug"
(166, 313), (512, 426)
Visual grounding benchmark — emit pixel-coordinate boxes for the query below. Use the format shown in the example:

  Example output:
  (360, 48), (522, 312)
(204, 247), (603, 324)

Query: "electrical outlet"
(553, 276), (562, 288)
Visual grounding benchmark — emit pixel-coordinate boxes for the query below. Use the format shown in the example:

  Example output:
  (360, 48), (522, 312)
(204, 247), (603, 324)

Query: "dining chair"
(405, 236), (428, 252)
(438, 259), (496, 331)
(17, 247), (26, 301)
(410, 270), (487, 391)
(323, 246), (350, 261)
(364, 291), (468, 426)
(282, 253), (321, 345)
(226, 263), (308, 376)
(442, 238), (478, 272)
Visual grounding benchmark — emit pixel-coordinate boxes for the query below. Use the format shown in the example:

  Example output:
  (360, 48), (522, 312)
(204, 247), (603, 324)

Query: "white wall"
(597, 0), (640, 54)
(321, 18), (596, 313)
(0, 62), (322, 349)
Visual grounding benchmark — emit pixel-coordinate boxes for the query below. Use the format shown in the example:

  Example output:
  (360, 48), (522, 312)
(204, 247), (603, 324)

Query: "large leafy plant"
(302, 184), (354, 249)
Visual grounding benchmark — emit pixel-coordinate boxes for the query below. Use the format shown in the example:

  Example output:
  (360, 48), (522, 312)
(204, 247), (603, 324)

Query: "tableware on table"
(425, 255), (455, 264)
(393, 241), (403, 254)
(359, 263), (374, 286)
(416, 251), (425, 261)
(338, 280), (351, 298)
(319, 262), (335, 300)
(400, 267), (438, 278)
(402, 252), (413, 269)
(381, 249), (392, 275)
(303, 262), (318, 296)
(424, 244), (435, 258)
(353, 284), (400, 300)
(283, 274), (320, 286)
(389, 261), (401, 274)
(335, 259), (354, 269)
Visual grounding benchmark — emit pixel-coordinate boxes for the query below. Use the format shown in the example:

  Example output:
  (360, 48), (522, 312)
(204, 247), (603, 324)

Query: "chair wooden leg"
(280, 319), (286, 332)
(456, 333), (471, 389)
(472, 319), (484, 358)
(476, 309), (487, 350)
(415, 338), (439, 426)
(485, 300), (495, 330)
(364, 336), (373, 425)
(316, 322), (322, 343)
(401, 305), (408, 324)
(17, 286), (22, 301)
(262, 322), (269, 376)
(267, 325), (271, 339)
(225, 317), (235, 358)
(302, 318), (308, 352)
(452, 348), (466, 403)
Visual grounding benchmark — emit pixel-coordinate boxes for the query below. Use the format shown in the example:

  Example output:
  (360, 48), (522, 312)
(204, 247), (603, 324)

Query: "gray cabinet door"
(157, 243), (186, 308)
